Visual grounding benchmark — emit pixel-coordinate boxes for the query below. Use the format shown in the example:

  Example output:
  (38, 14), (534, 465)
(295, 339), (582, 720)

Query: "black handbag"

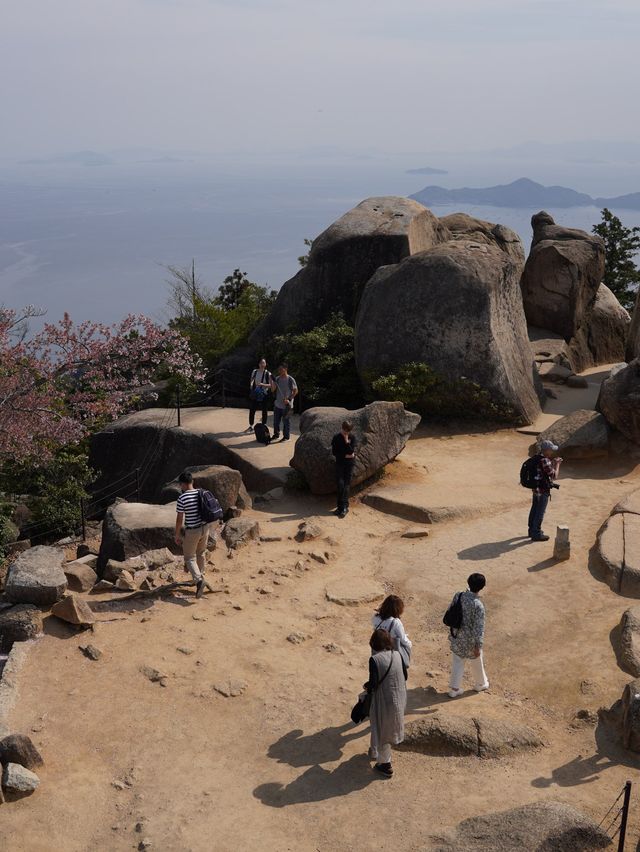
(350, 653), (395, 725)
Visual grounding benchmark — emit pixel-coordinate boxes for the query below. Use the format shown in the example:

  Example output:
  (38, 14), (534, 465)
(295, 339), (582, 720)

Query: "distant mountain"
(406, 166), (448, 175)
(410, 177), (640, 211)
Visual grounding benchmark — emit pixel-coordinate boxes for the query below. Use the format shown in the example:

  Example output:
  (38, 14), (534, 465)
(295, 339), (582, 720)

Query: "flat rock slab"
(5, 546), (67, 606)
(51, 595), (96, 626)
(401, 527), (430, 539)
(213, 679), (248, 698)
(597, 512), (640, 597)
(532, 409), (610, 459)
(399, 712), (543, 758)
(433, 801), (611, 851)
(362, 487), (510, 524)
(325, 578), (384, 607)
(612, 488), (640, 516)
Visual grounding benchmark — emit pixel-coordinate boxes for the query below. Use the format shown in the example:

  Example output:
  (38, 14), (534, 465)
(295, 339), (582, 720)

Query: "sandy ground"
(3, 418), (640, 851)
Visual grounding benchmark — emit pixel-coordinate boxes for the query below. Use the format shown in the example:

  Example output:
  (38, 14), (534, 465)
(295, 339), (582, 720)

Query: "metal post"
(618, 780), (632, 851)
(176, 384), (181, 427)
(80, 498), (86, 541)
(222, 370), (227, 408)
(135, 467), (140, 502)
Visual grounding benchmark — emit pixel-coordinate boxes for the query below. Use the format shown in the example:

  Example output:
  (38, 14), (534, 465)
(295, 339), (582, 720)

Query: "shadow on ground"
(458, 537), (532, 560)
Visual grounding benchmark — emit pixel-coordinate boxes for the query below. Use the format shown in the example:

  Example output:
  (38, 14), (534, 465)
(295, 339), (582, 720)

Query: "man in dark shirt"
(331, 420), (357, 519)
(529, 439), (562, 541)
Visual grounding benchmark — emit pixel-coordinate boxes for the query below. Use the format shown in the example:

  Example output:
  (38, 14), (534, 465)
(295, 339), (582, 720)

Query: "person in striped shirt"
(174, 471), (210, 598)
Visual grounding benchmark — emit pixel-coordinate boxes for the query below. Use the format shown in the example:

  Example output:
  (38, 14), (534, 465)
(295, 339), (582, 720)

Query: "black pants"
(336, 462), (354, 512)
(249, 398), (268, 426)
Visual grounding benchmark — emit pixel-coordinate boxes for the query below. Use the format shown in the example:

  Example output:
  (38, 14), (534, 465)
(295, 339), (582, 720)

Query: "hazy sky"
(2, 0), (639, 159)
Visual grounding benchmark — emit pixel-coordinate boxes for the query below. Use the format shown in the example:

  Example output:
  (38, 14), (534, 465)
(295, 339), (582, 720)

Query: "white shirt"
(372, 614), (412, 667)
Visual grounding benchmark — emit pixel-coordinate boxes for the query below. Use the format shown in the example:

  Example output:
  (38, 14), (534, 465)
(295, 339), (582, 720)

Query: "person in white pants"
(447, 573), (489, 697)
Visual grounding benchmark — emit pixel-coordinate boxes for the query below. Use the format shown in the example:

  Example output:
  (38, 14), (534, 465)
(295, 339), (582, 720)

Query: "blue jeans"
(528, 492), (549, 538)
(273, 406), (290, 439)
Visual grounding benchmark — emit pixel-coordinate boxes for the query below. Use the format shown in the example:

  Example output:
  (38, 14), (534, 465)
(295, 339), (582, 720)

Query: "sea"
(1, 152), (640, 326)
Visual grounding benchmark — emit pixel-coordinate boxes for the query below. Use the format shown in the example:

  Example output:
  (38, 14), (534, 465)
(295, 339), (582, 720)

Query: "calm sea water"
(1, 156), (639, 325)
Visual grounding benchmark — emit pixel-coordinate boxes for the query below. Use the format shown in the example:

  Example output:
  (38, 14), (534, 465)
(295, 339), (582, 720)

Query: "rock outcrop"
(600, 677), (640, 754)
(243, 197), (450, 346)
(63, 555), (99, 593)
(0, 734), (44, 770)
(0, 605), (43, 651)
(399, 712), (543, 758)
(98, 502), (180, 571)
(222, 518), (260, 550)
(597, 360), (640, 444)
(5, 546), (67, 606)
(532, 410), (610, 459)
(355, 241), (540, 425)
(521, 212), (605, 340)
(290, 402), (420, 494)
(567, 284), (630, 368)
(159, 465), (251, 512)
(626, 287), (640, 361)
(434, 802), (612, 851)
(439, 212), (525, 266)
(613, 606), (640, 676)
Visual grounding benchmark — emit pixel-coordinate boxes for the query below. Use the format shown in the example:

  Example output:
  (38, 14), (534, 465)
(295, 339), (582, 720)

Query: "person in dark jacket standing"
(331, 420), (357, 519)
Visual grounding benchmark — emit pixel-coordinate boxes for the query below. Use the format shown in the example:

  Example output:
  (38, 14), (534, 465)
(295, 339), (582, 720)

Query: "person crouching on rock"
(365, 628), (407, 777)
(331, 419), (357, 518)
(372, 594), (412, 675)
(174, 471), (209, 599)
(447, 573), (489, 698)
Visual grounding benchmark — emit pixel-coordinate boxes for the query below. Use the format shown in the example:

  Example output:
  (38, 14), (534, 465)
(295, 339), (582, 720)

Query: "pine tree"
(593, 208), (640, 311)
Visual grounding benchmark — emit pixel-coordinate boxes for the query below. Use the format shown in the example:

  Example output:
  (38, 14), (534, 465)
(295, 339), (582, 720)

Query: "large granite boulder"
(439, 212), (525, 266)
(98, 502), (180, 571)
(434, 802), (612, 851)
(521, 212), (605, 341)
(159, 465), (251, 511)
(568, 284), (630, 368)
(355, 241), (541, 425)
(290, 402), (420, 494)
(5, 546), (67, 606)
(0, 605), (43, 652)
(243, 197), (449, 344)
(626, 287), (640, 361)
(532, 410), (610, 459)
(597, 359), (640, 444)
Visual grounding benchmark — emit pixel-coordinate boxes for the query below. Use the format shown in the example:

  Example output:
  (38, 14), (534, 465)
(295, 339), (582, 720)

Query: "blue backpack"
(198, 489), (224, 523)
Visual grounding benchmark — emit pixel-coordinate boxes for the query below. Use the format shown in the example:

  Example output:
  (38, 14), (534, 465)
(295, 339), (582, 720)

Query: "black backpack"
(254, 423), (271, 445)
(198, 489), (224, 523)
(443, 592), (464, 635)
(520, 454), (541, 489)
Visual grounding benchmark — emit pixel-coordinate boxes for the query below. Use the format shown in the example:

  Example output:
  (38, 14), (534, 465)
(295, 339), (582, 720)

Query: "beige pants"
(182, 524), (211, 582)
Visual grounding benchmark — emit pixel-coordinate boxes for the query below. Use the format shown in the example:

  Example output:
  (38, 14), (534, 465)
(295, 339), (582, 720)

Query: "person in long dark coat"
(365, 628), (407, 777)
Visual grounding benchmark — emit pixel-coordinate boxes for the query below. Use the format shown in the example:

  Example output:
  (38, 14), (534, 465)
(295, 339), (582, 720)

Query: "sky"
(2, 0), (640, 160)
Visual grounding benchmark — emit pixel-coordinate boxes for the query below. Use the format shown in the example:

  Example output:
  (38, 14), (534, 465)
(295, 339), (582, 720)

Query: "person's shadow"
(457, 537), (532, 560)
(267, 723), (367, 768)
(254, 754), (380, 807)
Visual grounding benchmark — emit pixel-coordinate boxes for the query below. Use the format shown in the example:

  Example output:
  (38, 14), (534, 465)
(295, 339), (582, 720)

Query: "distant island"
(406, 166), (448, 175)
(410, 177), (640, 210)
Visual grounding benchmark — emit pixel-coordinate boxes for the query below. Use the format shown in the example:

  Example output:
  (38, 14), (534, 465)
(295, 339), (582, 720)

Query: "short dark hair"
(370, 628), (394, 653)
(178, 471), (193, 484)
(468, 573), (486, 593)
(342, 420), (353, 432)
(376, 594), (404, 620)
(279, 362), (288, 370)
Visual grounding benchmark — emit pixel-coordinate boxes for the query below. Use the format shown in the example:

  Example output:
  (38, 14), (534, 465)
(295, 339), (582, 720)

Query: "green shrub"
(371, 362), (516, 422)
(267, 313), (363, 408)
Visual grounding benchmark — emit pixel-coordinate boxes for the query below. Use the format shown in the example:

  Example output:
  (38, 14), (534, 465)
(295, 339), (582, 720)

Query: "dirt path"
(3, 427), (640, 851)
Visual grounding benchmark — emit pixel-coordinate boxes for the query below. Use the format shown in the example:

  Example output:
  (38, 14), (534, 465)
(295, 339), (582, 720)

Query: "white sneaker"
(474, 682), (490, 693)
(448, 688), (464, 698)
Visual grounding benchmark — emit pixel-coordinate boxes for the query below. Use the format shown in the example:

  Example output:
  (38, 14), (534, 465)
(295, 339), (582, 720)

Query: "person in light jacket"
(372, 594), (412, 673)
(365, 628), (407, 777)
(447, 572), (489, 698)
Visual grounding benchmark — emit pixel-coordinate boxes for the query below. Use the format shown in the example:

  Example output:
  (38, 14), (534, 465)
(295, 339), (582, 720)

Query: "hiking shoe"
(474, 681), (490, 693)
(273, 433), (280, 440)
(448, 687), (464, 698)
(374, 763), (393, 777)
(531, 534), (550, 541)
(245, 426), (254, 433)
(196, 579), (205, 599)
(337, 510), (346, 519)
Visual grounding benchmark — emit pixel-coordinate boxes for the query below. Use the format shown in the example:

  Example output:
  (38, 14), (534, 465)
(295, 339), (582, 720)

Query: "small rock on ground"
(79, 644), (102, 661)
(0, 734), (44, 770)
(2, 762), (40, 795)
(213, 679), (247, 698)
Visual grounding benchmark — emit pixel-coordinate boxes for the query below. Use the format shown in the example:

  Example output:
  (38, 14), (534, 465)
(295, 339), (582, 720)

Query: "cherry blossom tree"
(0, 306), (203, 463)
